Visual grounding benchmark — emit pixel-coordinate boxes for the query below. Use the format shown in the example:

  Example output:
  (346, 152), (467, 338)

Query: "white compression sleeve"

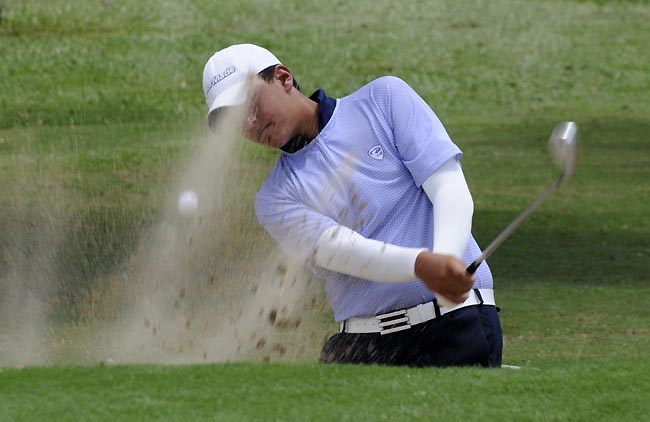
(421, 158), (474, 259)
(313, 225), (426, 282)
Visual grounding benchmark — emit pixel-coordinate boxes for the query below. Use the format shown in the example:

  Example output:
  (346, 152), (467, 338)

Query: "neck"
(280, 96), (320, 153)
(300, 97), (320, 139)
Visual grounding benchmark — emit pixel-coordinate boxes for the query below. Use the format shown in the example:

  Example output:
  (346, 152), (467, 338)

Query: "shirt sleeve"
(421, 157), (474, 259)
(382, 76), (462, 186)
(313, 225), (426, 282)
(255, 179), (338, 265)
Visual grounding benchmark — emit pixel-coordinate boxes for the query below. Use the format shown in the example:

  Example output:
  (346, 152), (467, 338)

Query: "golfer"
(202, 44), (502, 367)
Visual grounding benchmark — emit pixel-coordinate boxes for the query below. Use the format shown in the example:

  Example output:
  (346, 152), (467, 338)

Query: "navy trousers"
(320, 305), (503, 367)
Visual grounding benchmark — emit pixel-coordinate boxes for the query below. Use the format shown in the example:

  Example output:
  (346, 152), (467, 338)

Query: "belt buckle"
(376, 309), (411, 335)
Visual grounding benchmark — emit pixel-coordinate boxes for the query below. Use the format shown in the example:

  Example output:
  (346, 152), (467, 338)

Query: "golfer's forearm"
(422, 158), (473, 259)
(313, 225), (426, 282)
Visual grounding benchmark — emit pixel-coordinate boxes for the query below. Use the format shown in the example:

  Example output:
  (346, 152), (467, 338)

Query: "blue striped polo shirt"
(255, 76), (493, 321)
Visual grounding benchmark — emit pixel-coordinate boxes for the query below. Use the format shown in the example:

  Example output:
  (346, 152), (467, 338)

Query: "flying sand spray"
(99, 85), (329, 365)
(0, 77), (329, 366)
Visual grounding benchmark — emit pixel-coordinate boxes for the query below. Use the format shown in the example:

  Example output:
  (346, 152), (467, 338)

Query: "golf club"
(466, 121), (580, 274)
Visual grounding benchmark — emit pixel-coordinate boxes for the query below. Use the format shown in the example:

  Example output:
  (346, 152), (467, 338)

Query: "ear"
(274, 65), (294, 92)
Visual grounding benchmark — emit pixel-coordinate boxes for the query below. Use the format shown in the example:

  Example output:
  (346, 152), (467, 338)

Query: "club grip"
(466, 260), (481, 275)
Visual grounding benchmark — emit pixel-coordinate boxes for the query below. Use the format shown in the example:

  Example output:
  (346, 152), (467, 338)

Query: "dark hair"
(258, 65), (301, 92)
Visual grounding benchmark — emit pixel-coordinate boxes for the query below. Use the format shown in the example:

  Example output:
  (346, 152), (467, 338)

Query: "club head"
(548, 121), (579, 182)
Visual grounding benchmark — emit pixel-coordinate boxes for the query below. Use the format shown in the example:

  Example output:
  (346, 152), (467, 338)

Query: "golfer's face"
(242, 77), (294, 148)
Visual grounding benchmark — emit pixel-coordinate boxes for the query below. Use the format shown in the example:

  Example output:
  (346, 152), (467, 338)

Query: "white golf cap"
(202, 44), (281, 122)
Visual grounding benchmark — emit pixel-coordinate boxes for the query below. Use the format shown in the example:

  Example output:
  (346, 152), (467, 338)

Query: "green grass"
(1, 0), (649, 419)
(1, 360), (649, 421)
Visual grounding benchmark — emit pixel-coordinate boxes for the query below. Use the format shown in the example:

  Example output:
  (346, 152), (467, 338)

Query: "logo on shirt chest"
(368, 145), (384, 160)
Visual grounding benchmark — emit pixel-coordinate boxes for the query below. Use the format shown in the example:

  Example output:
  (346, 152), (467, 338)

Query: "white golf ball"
(178, 190), (199, 216)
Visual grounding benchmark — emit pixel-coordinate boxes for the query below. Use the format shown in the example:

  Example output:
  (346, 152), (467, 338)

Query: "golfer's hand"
(414, 251), (475, 304)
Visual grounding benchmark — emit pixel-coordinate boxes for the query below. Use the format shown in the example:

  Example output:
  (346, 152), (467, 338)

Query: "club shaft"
(466, 175), (564, 274)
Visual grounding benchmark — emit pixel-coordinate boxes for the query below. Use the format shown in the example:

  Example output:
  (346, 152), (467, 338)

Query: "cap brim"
(205, 81), (249, 130)
(207, 81), (248, 115)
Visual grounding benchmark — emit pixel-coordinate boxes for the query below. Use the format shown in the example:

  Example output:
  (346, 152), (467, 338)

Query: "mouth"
(257, 122), (273, 146)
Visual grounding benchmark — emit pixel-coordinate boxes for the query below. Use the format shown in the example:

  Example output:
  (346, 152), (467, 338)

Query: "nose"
(244, 112), (257, 128)
(242, 109), (260, 139)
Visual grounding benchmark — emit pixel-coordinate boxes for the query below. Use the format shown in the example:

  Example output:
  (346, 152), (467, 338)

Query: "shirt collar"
(311, 88), (336, 131)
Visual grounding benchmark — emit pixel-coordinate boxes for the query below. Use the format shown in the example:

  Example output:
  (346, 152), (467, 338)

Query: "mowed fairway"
(1, 360), (648, 421)
(1, 0), (649, 421)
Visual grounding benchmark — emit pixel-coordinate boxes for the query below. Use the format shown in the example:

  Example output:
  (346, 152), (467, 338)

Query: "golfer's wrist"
(414, 251), (453, 291)
(414, 250), (436, 281)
